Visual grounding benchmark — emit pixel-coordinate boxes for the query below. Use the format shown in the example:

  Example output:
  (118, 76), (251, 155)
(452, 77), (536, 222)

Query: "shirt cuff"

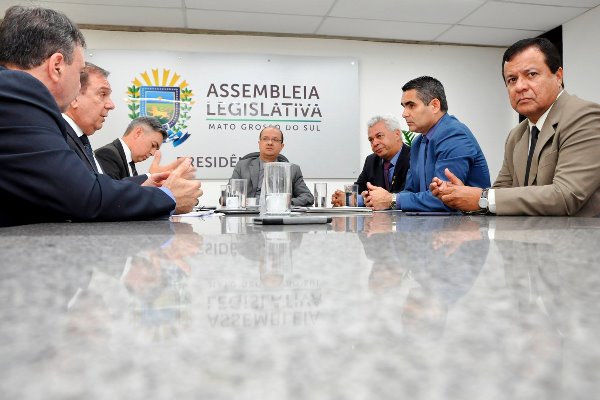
(358, 194), (364, 207)
(159, 186), (177, 215)
(395, 193), (401, 210)
(488, 188), (496, 214)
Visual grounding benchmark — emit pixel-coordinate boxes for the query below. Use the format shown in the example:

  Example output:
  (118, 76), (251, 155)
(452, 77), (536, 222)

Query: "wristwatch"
(389, 193), (397, 210)
(478, 188), (489, 212)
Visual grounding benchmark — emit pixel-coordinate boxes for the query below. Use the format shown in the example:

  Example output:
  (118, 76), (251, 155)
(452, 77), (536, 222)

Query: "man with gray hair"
(0, 5), (201, 226)
(332, 115), (410, 207)
(96, 116), (168, 180)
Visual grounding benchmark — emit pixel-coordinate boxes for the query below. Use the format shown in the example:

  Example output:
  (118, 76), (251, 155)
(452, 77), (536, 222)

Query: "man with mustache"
(431, 38), (600, 216)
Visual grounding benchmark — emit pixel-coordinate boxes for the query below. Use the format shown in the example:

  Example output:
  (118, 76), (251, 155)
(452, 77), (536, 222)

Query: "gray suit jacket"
(231, 157), (314, 206)
(493, 91), (600, 216)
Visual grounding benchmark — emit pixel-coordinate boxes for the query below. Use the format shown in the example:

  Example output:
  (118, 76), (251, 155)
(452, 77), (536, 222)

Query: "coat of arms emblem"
(127, 69), (194, 147)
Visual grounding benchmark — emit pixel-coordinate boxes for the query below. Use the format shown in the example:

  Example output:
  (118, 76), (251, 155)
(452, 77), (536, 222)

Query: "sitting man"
(62, 62), (116, 176)
(331, 115), (410, 207)
(231, 126), (313, 206)
(0, 5), (201, 226)
(63, 62), (179, 183)
(96, 116), (167, 180)
(431, 38), (600, 216)
(365, 76), (490, 211)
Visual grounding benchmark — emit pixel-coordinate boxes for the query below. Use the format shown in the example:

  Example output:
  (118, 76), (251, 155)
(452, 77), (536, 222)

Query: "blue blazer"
(0, 67), (175, 226)
(399, 113), (491, 211)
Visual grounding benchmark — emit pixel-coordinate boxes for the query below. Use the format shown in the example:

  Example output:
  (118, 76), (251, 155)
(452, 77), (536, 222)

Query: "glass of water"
(314, 183), (327, 207)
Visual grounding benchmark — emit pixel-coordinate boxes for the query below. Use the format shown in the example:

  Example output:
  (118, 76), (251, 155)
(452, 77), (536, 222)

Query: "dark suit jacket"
(95, 138), (145, 183)
(64, 122), (97, 172)
(355, 145), (411, 193)
(0, 66), (175, 227)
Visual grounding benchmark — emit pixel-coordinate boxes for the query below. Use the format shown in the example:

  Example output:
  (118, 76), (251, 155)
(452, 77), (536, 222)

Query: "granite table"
(1, 212), (599, 399)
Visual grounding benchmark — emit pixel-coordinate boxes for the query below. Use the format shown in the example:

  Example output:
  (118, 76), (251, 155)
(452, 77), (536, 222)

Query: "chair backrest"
(240, 152), (289, 162)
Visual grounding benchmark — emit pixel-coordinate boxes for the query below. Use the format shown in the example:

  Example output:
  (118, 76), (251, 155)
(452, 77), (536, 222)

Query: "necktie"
(79, 135), (98, 173)
(418, 137), (428, 192)
(383, 160), (391, 190)
(524, 126), (540, 186)
(129, 161), (138, 176)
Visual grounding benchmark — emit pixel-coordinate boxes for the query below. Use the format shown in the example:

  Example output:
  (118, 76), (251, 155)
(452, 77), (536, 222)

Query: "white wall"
(83, 30), (516, 206)
(563, 5), (600, 105)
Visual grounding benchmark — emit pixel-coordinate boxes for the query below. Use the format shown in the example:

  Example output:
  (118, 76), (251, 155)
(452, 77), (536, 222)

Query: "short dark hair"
(502, 38), (562, 82)
(80, 62), (110, 94)
(259, 125), (284, 143)
(401, 76), (448, 112)
(124, 116), (168, 140)
(0, 6), (86, 69)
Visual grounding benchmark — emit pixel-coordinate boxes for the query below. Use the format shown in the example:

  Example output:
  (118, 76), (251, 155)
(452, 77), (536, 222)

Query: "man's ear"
(69, 97), (79, 110)
(555, 67), (564, 89)
(134, 126), (144, 139)
(430, 98), (441, 113)
(47, 52), (65, 83)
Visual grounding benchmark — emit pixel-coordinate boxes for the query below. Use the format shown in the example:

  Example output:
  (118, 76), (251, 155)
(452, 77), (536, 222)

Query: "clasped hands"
(331, 168), (483, 212)
(330, 183), (392, 210)
(429, 168), (482, 212)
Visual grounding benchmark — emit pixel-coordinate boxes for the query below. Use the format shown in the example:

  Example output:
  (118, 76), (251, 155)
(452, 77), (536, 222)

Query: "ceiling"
(4, 0), (600, 46)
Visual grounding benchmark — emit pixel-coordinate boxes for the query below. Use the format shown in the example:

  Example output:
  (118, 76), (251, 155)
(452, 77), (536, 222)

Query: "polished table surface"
(1, 212), (599, 399)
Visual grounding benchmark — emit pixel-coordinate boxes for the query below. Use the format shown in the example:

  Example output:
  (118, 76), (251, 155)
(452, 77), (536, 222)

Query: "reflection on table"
(1, 214), (599, 399)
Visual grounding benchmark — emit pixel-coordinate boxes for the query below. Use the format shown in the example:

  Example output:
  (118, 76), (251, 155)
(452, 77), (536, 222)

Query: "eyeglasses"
(260, 137), (282, 143)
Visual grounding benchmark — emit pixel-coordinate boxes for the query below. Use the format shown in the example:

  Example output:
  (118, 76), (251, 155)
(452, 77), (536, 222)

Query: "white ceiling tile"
(318, 18), (451, 42)
(184, 0), (335, 16)
(3, 0), (595, 45)
(497, 0), (600, 7)
(462, 2), (589, 30)
(438, 25), (544, 46)
(330, 0), (487, 24)
(35, 2), (185, 27)
(186, 10), (323, 34)
(36, 0), (183, 7)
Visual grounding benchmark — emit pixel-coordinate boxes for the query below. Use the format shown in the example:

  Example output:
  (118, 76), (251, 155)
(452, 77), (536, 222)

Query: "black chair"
(240, 151), (289, 162)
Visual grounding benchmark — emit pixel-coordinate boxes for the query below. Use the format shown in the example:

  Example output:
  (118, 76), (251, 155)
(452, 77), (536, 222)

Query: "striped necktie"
(79, 135), (98, 173)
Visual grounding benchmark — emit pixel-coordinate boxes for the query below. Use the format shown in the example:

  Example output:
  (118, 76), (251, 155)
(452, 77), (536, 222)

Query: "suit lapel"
(374, 156), (384, 187)
(114, 139), (131, 177)
(391, 145), (409, 191)
(249, 158), (260, 190)
(513, 122), (529, 186)
(65, 123), (96, 171)
(526, 92), (567, 185)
